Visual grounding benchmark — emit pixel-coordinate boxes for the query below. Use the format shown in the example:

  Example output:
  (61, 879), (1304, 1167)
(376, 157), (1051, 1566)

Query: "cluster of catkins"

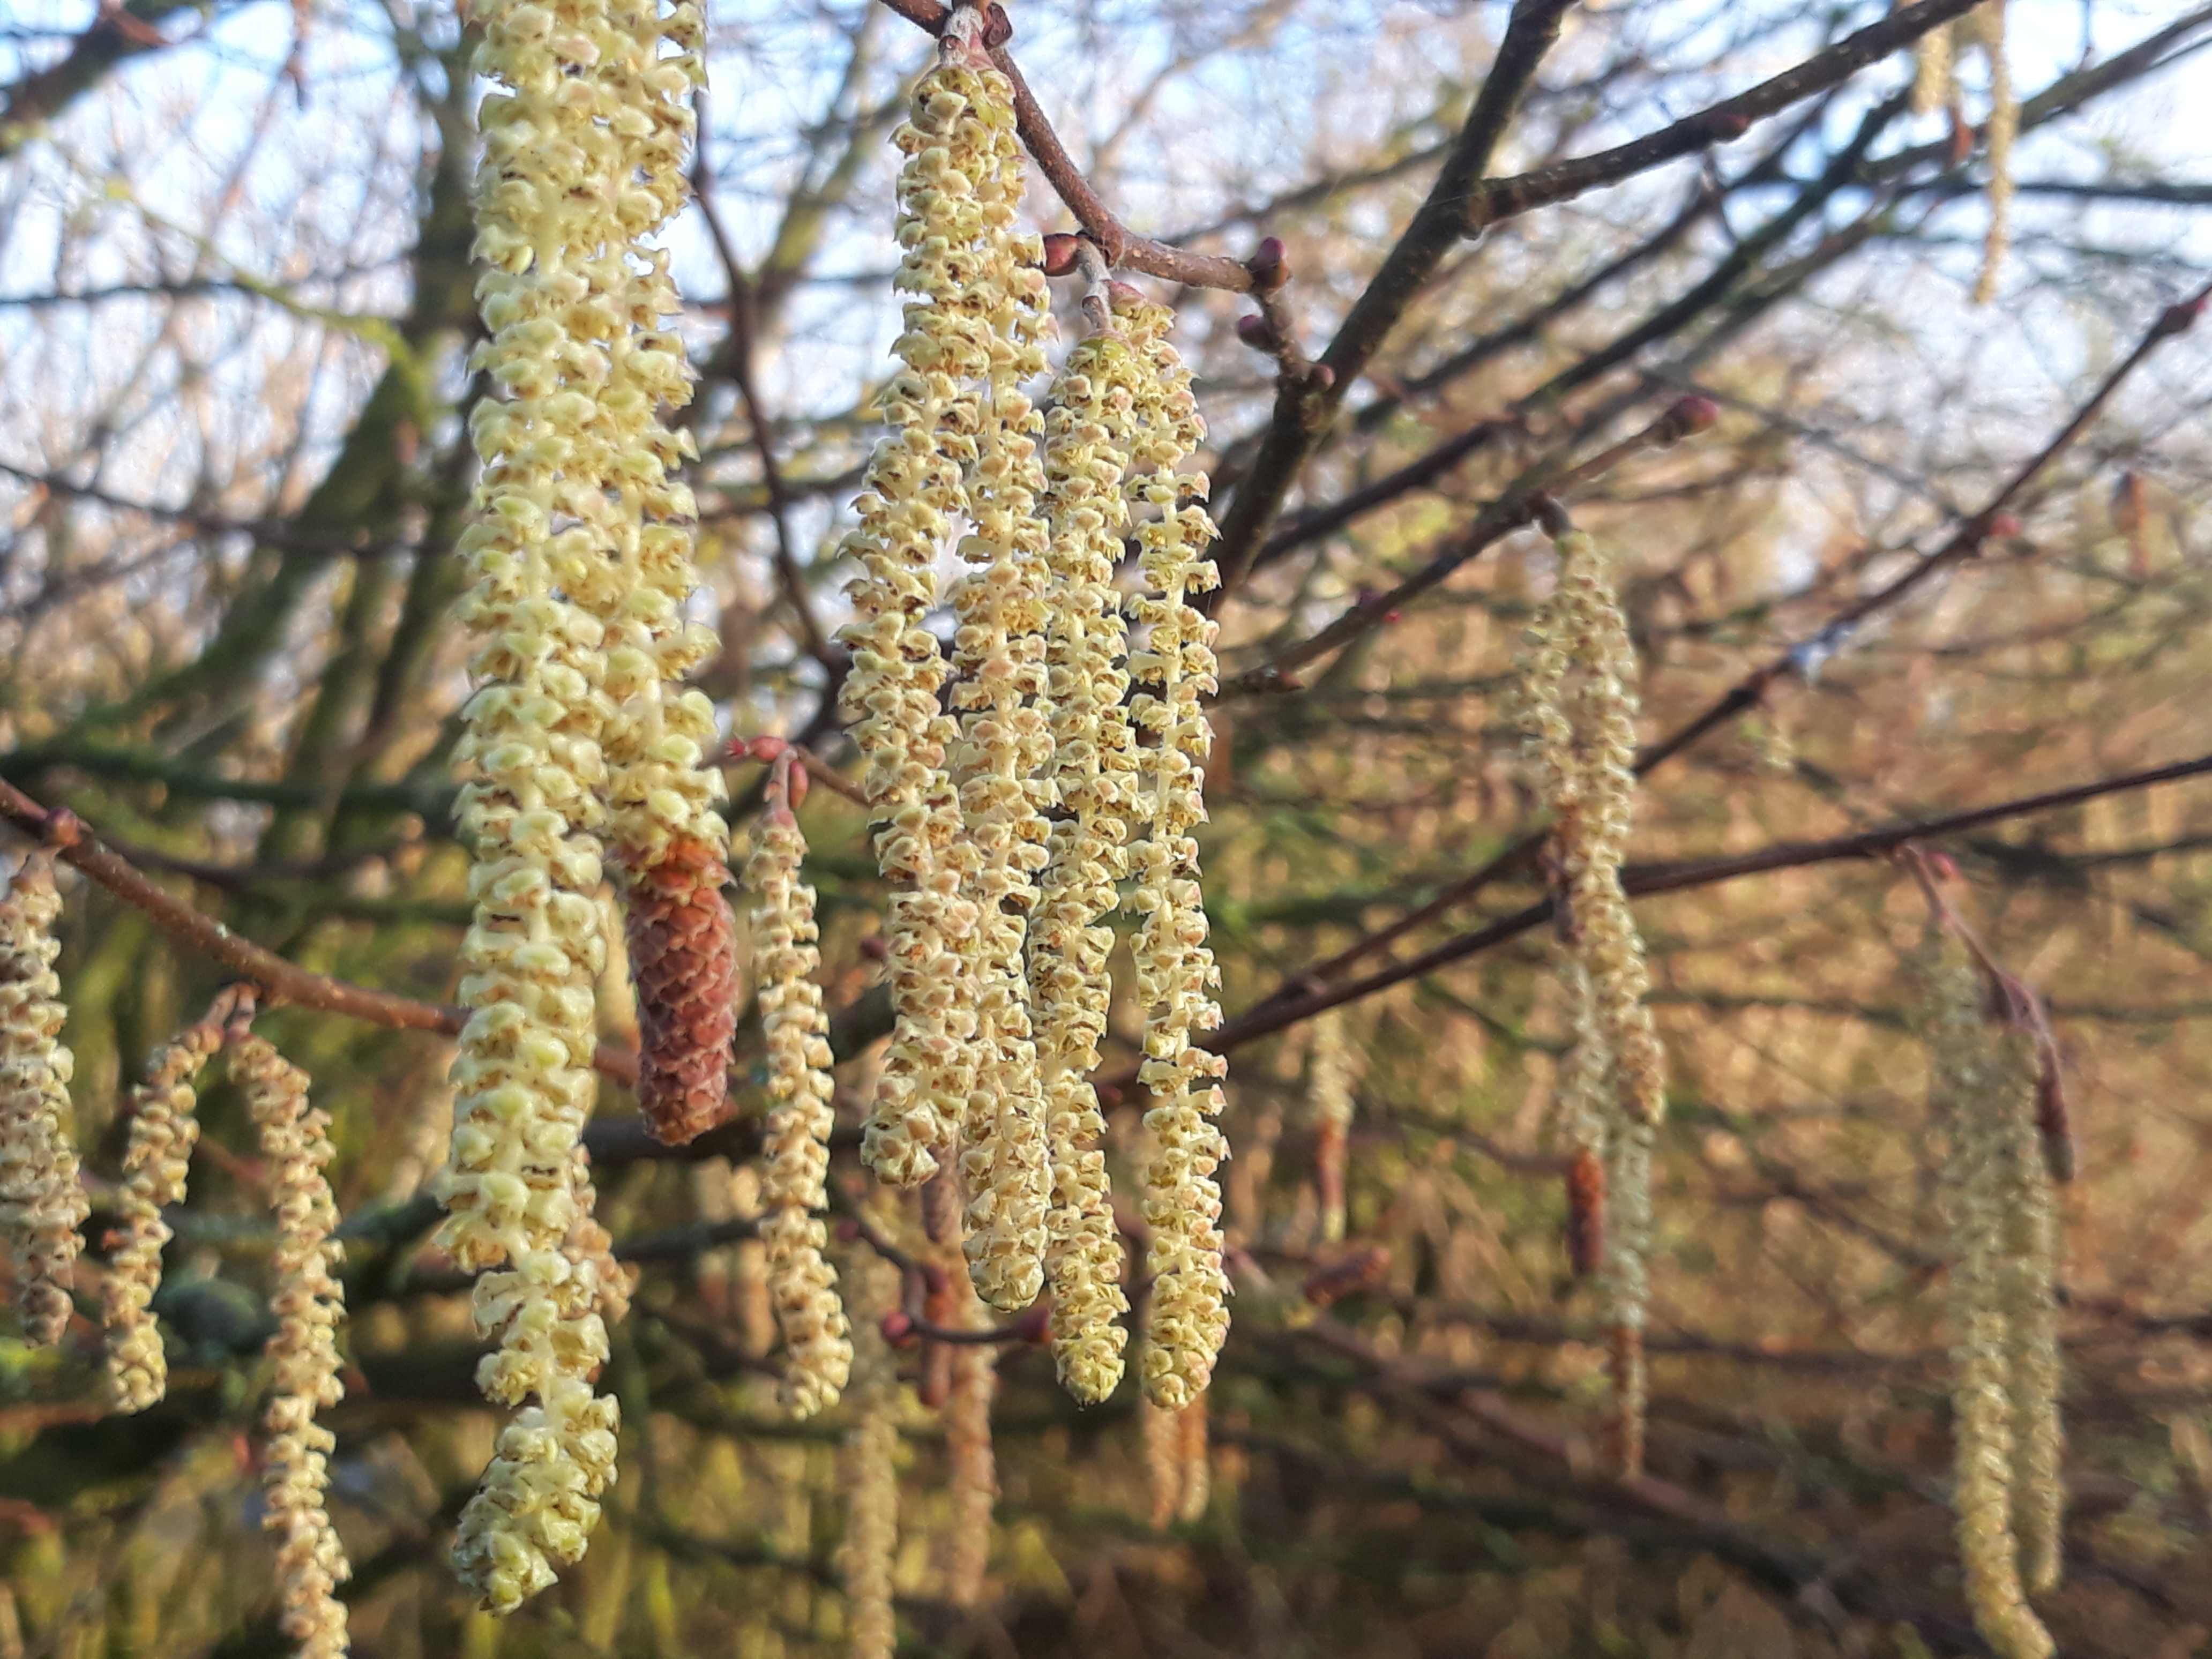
(835, 13), (1229, 1411)
(1, 841), (354, 1659)
(1929, 954), (2065, 1659)
(1515, 525), (1665, 1476)
(439, 0), (727, 1615)
(1912, 0), (2015, 304)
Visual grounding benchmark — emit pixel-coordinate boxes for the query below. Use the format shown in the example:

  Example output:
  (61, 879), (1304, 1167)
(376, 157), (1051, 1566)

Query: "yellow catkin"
(745, 766), (853, 1418)
(1517, 527), (1664, 1475)
(1121, 296), (1231, 1411)
(840, 20), (1025, 1189)
(1029, 308), (1144, 1402)
(947, 33), (1056, 1314)
(841, 1252), (902, 1659)
(570, 0), (719, 877)
(234, 1032), (351, 1659)
(442, 0), (640, 1609)
(1911, 18), (1956, 116)
(940, 1264), (998, 1608)
(1307, 1006), (1358, 1245)
(103, 1014), (225, 1411)
(0, 852), (85, 1348)
(1932, 959), (2058, 1659)
(1968, 1), (2015, 306)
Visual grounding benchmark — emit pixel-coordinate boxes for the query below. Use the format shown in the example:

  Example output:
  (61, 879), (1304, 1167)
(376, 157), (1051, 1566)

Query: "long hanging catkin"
(1028, 300), (1146, 1402)
(1120, 295), (1232, 1411)
(1516, 523), (1664, 1475)
(841, 1251), (902, 1659)
(839, 14), (1026, 1188)
(441, 0), (642, 1609)
(103, 1006), (228, 1411)
(946, 51), (1057, 1313)
(1932, 955), (2061, 1659)
(0, 851), (86, 1349)
(746, 756), (852, 1418)
(574, 0), (735, 1148)
(1967, 1), (2015, 307)
(235, 1030), (351, 1659)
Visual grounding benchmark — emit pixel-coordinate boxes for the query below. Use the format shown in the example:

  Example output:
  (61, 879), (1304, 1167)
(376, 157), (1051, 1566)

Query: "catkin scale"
(0, 852), (86, 1349)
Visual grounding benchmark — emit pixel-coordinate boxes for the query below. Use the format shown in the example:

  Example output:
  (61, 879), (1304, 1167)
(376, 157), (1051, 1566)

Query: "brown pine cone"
(625, 836), (738, 1145)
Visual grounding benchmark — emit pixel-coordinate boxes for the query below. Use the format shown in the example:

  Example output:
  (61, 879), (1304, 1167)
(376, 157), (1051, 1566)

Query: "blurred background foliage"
(4, 0), (2212, 1654)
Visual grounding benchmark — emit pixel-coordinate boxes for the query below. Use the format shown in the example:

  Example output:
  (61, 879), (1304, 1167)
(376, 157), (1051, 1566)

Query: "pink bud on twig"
(1247, 235), (1289, 290)
(1040, 233), (1084, 277)
(1664, 394), (1721, 440)
(1235, 313), (1278, 353)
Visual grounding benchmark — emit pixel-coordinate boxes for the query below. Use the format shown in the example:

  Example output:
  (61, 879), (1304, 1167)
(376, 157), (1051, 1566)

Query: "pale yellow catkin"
(1515, 527), (1664, 1475)
(1968, 1), (2015, 307)
(1932, 958), (2058, 1659)
(103, 1018), (224, 1411)
(0, 852), (85, 1348)
(745, 778), (853, 1417)
(947, 31), (1057, 1314)
(442, 0), (639, 1609)
(1121, 297), (1232, 1411)
(235, 1032), (351, 1659)
(567, 0), (723, 881)
(841, 1252), (902, 1659)
(1029, 307), (1146, 1403)
(840, 26), (1020, 1188)
(1911, 19), (1956, 116)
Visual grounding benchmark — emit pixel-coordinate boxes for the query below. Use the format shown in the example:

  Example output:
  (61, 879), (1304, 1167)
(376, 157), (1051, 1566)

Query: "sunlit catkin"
(103, 1012), (225, 1411)
(1122, 296), (1231, 1410)
(841, 1253), (902, 1659)
(0, 851), (85, 1348)
(443, 0), (633, 1609)
(947, 42), (1056, 1313)
(1933, 957), (2061, 1658)
(745, 760), (852, 1417)
(573, 0), (735, 1147)
(1911, 17), (1956, 116)
(1516, 525), (1664, 1475)
(839, 17), (1023, 1188)
(1029, 308), (1144, 1402)
(1967, 1), (2015, 306)
(235, 1032), (351, 1659)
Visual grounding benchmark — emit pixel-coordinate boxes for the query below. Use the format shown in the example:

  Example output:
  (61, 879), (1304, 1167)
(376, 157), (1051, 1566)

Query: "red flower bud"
(881, 1310), (918, 1347)
(1247, 235), (1289, 290)
(1666, 394), (1721, 438)
(1040, 233), (1084, 277)
(1235, 313), (1277, 352)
